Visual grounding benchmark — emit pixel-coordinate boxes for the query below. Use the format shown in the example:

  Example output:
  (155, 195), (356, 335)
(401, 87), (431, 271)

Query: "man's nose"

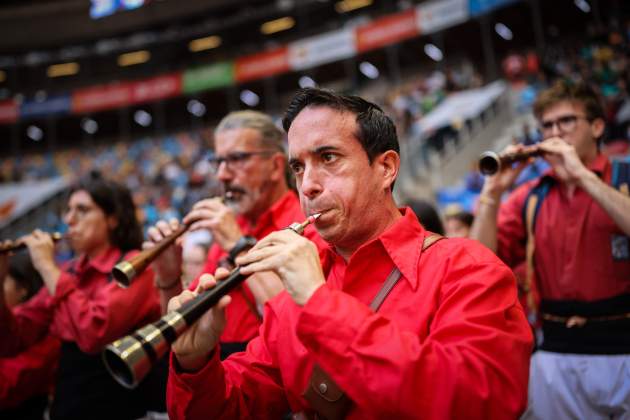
(300, 165), (323, 199)
(216, 161), (233, 182)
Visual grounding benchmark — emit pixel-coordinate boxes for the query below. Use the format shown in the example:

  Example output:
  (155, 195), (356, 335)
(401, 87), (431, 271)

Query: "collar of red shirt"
(321, 207), (429, 291)
(238, 190), (302, 235)
(73, 246), (123, 277)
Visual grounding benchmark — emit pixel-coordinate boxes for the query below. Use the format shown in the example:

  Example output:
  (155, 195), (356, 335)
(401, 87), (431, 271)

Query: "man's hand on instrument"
(538, 137), (590, 185)
(237, 230), (325, 306)
(183, 198), (243, 252)
(481, 144), (531, 199)
(168, 269), (232, 372)
(145, 218), (183, 287)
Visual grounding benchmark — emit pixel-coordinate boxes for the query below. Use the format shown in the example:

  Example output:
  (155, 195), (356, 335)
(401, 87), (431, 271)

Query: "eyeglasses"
(208, 150), (274, 173)
(62, 204), (97, 220)
(539, 115), (591, 137)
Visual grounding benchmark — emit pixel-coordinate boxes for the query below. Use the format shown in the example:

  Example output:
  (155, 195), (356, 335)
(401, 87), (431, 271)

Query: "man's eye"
(322, 153), (336, 162)
(290, 163), (304, 174)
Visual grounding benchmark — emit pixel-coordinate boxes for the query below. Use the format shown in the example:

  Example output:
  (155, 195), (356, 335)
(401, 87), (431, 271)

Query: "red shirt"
(194, 190), (325, 343)
(0, 334), (60, 409)
(0, 247), (161, 356)
(497, 154), (630, 301)
(167, 208), (532, 419)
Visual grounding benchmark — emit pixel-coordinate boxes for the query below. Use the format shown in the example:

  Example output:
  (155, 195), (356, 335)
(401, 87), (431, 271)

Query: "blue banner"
(21, 95), (72, 119)
(469, 0), (518, 16)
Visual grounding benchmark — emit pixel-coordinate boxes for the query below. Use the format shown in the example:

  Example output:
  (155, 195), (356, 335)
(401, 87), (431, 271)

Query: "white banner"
(416, 0), (469, 35)
(288, 29), (356, 71)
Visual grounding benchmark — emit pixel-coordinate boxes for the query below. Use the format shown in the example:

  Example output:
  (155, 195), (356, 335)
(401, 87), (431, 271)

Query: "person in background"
(147, 110), (325, 359)
(406, 199), (444, 235)
(443, 205), (474, 238)
(0, 251), (60, 420)
(471, 80), (630, 419)
(0, 176), (163, 420)
(164, 88), (532, 419)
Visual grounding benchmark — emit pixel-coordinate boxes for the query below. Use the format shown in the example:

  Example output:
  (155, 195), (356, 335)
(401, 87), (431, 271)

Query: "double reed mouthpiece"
(478, 146), (542, 176)
(103, 213), (320, 389)
(0, 232), (63, 254)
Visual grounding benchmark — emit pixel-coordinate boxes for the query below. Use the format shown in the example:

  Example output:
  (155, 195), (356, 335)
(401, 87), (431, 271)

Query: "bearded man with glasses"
(471, 80), (630, 419)
(146, 110), (324, 359)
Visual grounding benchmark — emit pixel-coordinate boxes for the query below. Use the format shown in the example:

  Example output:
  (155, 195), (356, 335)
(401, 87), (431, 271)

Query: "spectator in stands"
(0, 251), (60, 420)
(470, 80), (630, 419)
(0, 176), (163, 420)
(443, 205), (474, 238)
(146, 110), (325, 359)
(407, 199), (444, 235)
(164, 88), (532, 419)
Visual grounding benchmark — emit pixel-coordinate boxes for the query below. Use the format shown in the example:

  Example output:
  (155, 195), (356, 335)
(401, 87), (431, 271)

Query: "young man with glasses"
(471, 80), (630, 419)
(146, 110), (324, 358)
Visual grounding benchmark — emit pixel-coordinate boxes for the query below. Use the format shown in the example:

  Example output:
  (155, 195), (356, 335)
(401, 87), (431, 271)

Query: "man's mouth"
(224, 187), (246, 201)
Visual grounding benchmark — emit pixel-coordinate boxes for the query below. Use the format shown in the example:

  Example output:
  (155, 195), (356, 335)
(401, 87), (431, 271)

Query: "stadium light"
(81, 118), (99, 135)
(134, 109), (152, 127)
(189, 36), (222, 53)
(424, 43), (444, 62)
(261, 17), (295, 35)
(27, 125), (43, 142)
(118, 50), (150, 67)
(335, 0), (373, 13)
(187, 99), (207, 117)
(47, 62), (80, 78)
(298, 76), (316, 88)
(240, 90), (260, 107)
(495, 23), (513, 40)
(0, 70), (5, 83)
(359, 61), (379, 79)
(574, 0), (591, 13)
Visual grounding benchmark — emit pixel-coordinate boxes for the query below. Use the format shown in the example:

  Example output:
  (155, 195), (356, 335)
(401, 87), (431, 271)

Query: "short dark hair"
(8, 251), (44, 302)
(533, 79), (605, 122)
(282, 88), (400, 163)
(445, 211), (474, 228)
(68, 175), (143, 252)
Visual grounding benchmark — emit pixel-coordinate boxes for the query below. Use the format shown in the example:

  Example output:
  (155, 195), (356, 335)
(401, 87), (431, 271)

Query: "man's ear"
(590, 118), (606, 140)
(375, 150), (400, 191)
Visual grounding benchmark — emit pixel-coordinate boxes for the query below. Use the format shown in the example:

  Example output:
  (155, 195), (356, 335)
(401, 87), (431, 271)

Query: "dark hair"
(68, 175), (143, 252)
(407, 200), (444, 235)
(8, 251), (44, 302)
(533, 80), (605, 123)
(445, 211), (474, 228)
(282, 88), (400, 163)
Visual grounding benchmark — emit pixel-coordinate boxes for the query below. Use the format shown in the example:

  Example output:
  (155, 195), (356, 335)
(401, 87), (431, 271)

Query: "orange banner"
(235, 47), (290, 83)
(356, 9), (419, 53)
(73, 83), (132, 114)
(0, 100), (18, 124)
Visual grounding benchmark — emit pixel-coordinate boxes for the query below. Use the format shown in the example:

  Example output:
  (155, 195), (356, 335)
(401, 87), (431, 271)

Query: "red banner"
(72, 83), (132, 114)
(0, 100), (18, 124)
(356, 9), (419, 53)
(131, 73), (182, 104)
(235, 47), (290, 83)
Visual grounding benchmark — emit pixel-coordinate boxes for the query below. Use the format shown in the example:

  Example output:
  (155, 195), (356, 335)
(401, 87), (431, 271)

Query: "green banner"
(183, 62), (235, 94)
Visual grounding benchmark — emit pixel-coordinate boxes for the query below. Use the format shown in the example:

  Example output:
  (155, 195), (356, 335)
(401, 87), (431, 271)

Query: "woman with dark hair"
(0, 252), (60, 420)
(0, 177), (162, 420)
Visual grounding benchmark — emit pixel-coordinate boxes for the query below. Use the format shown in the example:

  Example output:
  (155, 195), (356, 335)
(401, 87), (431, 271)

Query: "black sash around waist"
(50, 341), (168, 420)
(540, 293), (630, 355)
